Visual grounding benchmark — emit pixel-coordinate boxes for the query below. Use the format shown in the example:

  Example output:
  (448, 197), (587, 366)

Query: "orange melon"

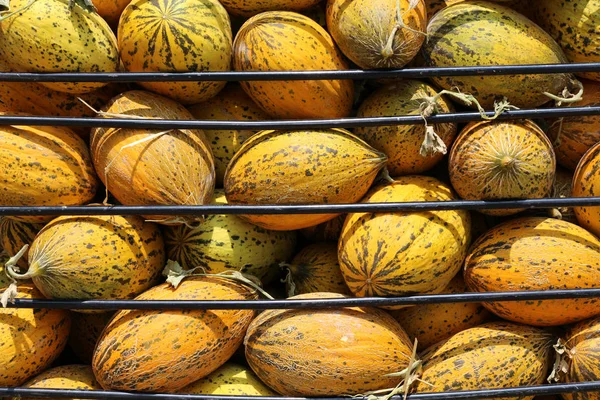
(573, 141), (600, 237)
(15, 364), (102, 400)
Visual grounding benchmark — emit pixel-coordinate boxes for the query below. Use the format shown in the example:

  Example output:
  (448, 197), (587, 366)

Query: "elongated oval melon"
(224, 128), (387, 231)
(464, 217), (600, 326)
(0, 0), (119, 93)
(573, 142), (600, 237)
(178, 362), (276, 395)
(93, 276), (258, 392)
(338, 175), (471, 298)
(233, 12), (354, 119)
(0, 219), (43, 270)
(244, 292), (415, 396)
(15, 364), (102, 400)
(220, 0), (322, 17)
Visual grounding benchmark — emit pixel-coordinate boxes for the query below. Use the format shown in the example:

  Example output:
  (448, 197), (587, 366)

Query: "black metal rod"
(0, 106), (598, 129)
(0, 196), (598, 217)
(0, 62), (599, 82)
(2, 381), (600, 399)
(7, 289), (600, 310)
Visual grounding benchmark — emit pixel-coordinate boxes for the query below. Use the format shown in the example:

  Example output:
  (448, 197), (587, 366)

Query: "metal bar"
(0, 106), (598, 129)
(0, 62), (599, 82)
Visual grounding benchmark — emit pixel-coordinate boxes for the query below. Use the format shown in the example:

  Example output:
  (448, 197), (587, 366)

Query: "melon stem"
(500, 156), (516, 169)
(3, 244), (35, 280)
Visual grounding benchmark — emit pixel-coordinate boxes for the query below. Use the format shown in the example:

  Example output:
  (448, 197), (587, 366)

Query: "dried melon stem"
(379, 167), (395, 184)
(381, 0), (426, 60)
(544, 79), (584, 148)
(1, 244), (29, 307)
(548, 338), (574, 383)
(279, 263), (296, 298)
(547, 177), (571, 220)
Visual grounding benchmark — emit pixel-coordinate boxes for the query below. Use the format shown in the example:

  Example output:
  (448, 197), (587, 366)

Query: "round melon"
(244, 292), (415, 396)
(0, 115), (99, 224)
(573, 142), (600, 237)
(355, 80), (457, 175)
(220, 0), (322, 17)
(93, 0), (132, 27)
(415, 321), (553, 397)
(118, 0), (232, 104)
(299, 214), (345, 243)
(464, 216), (600, 326)
(535, 0), (600, 82)
(7, 215), (165, 306)
(68, 312), (115, 364)
(449, 120), (556, 216)
(92, 276), (258, 392)
(282, 243), (351, 296)
(90, 90), (215, 225)
(421, 1), (572, 109)
(549, 79), (600, 171)
(388, 275), (490, 349)
(178, 362), (276, 395)
(326, 0), (427, 69)
(187, 84), (270, 187)
(15, 364), (102, 400)
(338, 175), (471, 298)
(224, 128), (387, 231)
(0, 219), (44, 270)
(0, 0), (119, 93)
(164, 189), (297, 281)
(233, 11), (354, 119)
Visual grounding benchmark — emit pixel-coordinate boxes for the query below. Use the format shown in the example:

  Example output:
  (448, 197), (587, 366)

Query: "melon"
(164, 189), (297, 280)
(224, 128), (387, 231)
(118, 0), (232, 104)
(220, 0), (322, 17)
(0, 0), (119, 93)
(355, 80), (457, 175)
(464, 217), (600, 326)
(449, 120), (556, 216)
(425, 0), (535, 20)
(415, 321), (553, 398)
(90, 90), (215, 225)
(0, 219), (44, 270)
(187, 84), (270, 187)
(338, 175), (471, 298)
(0, 115), (99, 224)
(93, 0), (132, 27)
(573, 142), (600, 237)
(299, 214), (345, 243)
(92, 276), (258, 392)
(15, 364), (102, 400)
(68, 312), (115, 364)
(233, 11), (354, 119)
(326, 0), (427, 69)
(178, 362), (276, 395)
(244, 292), (415, 396)
(388, 275), (490, 349)
(421, 1), (572, 109)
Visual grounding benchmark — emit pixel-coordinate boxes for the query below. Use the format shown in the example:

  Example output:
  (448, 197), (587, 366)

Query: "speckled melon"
(6, 215), (165, 306)
(233, 12), (354, 119)
(326, 0), (427, 69)
(244, 292), (415, 396)
(299, 214), (345, 243)
(388, 275), (490, 349)
(224, 128), (387, 231)
(0, 115), (99, 224)
(282, 243), (351, 296)
(92, 276), (258, 392)
(464, 217), (600, 326)
(118, 0), (232, 104)
(220, 0), (322, 17)
(68, 312), (115, 364)
(14, 364), (102, 400)
(415, 321), (553, 399)
(421, 1), (572, 109)
(0, 219), (44, 270)
(0, 0), (119, 93)
(338, 175), (471, 299)
(425, 0), (535, 20)
(187, 84), (270, 187)
(549, 79), (600, 170)
(535, 0), (600, 82)
(178, 362), (276, 395)
(573, 142), (600, 237)
(164, 189), (297, 280)
(449, 120), (556, 216)
(90, 90), (215, 225)
(355, 80), (457, 175)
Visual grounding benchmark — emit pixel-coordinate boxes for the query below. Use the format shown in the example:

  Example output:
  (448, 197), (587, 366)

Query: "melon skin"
(0, 219), (44, 270)
(220, 0), (322, 17)
(178, 362), (276, 395)
(14, 364), (102, 400)
(573, 142), (600, 237)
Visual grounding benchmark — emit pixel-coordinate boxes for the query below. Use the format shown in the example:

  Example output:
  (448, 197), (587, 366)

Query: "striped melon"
(449, 120), (556, 216)
(573, 142), (600, 237)
(282, 243), (351, 296)
(338, 175), (471, 298)
(244, 292), (415, 396)
(464, 217), (600, 326)
(421, 1), (572, 109)
(6, 215), (165, 305)
(15, 365), (102, 400)
(388, 275), (490, 349)
(549, 79), (600, 170)
(68, 312), (115, 364)
(0, 115), (99, 224)
(233, 11), (354, 119)
(118, 0), (232, 104)
(179, 362), (276, 395)
(224, 128), (387, 231)
(92, 276), (258, 392)
(187, 84), (270, 187)
(0, 219), (43, 270)
(164, 189), (297, 280)
(90, 90), (215, 225)
(299, 214), (345, 243)
(535, 0), (600, 82)
(326, 0), (427, 69)
(415, 321), (553, 398)
(0, 0), (119, 94)
(355, 80), (457, 175)
(220, 0), (321, 17)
